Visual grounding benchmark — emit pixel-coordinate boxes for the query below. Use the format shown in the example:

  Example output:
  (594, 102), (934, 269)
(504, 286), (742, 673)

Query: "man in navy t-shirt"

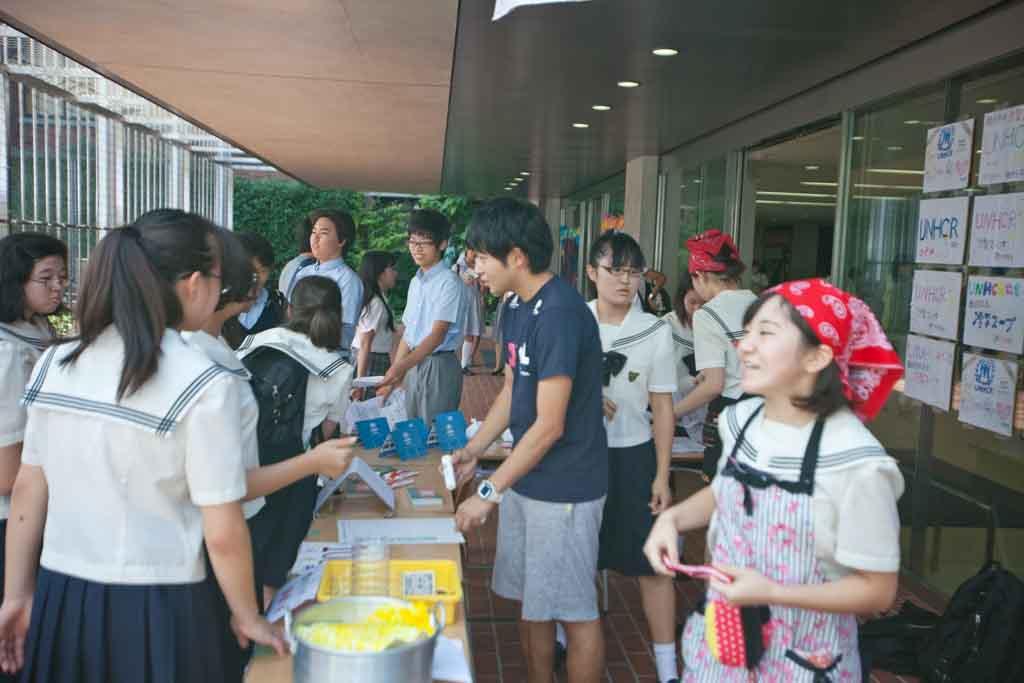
(453, 198), (607, 683)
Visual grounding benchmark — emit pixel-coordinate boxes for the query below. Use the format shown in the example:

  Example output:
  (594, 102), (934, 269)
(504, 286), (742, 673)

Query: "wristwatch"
(477, 479), (503, 504)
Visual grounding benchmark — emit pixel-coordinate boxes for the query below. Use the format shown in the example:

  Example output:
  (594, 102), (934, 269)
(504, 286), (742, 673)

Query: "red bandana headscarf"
(768, 279), (904, 422)
(686, 230), (741, 274)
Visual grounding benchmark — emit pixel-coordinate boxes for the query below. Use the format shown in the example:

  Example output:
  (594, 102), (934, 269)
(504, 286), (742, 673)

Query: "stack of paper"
(289, 542), (352, 575)
(432, 635), (473, 683)
(337, 517), (465, 546)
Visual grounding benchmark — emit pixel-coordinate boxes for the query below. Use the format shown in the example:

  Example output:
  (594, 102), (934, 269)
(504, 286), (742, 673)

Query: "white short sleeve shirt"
(352, 296), (394, 355)
(692, 289), (757, 399)
(402, 263), (465, 352)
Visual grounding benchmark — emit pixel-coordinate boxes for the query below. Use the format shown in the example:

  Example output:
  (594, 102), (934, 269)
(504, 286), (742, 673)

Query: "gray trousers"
(405, 352), (463, 425)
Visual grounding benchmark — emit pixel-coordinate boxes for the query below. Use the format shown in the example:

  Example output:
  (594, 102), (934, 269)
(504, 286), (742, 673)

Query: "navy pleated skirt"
(598, 440), (660, 577)
(19, 567), (227, 683)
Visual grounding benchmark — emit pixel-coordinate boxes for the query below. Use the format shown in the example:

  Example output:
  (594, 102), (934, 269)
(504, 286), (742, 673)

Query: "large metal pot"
(286, 596), (443, 683)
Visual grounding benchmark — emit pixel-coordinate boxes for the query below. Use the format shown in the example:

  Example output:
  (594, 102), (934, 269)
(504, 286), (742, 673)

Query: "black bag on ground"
(858, 601), (940, 678)
(919, 562), (1024, 683)
(242, 347), (315, 588)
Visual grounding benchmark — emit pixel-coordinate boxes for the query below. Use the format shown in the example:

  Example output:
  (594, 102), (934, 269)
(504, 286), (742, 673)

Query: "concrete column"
(623, 155), (660, 263)
(661, 166), (683, 296)
(543, 196), (563, 275)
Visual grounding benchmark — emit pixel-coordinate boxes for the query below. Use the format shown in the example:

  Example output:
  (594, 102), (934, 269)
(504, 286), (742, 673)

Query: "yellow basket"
(316, 559), (463, 625)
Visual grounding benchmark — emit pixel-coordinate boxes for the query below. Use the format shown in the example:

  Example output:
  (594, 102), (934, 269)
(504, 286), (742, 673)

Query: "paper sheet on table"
(345, 396), (383, 431)
(266, 564), (324, 623)
(467, 419), (513, 446)
(433, 635), (473, 682)
(381, 389), (408, 429)
(314, 457), (396, 515)
(352, 375), (385, 388)
(337, 517), (465, 546)
(289, 542), (353, 576)
(672, 436), (704, 454)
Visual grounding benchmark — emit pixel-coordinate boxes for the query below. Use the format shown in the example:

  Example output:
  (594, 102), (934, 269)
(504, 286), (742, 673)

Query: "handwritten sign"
(904, 335), (956, 411)
(963, 276), (1024, 353)
(916, 196), (969, 264)
(968, 192), (1024, 267)
(978, 105), (1024, 186)
(909, 270), (962, 341)
(958, 353), (1018, 437)
(924, 119), (974, 194)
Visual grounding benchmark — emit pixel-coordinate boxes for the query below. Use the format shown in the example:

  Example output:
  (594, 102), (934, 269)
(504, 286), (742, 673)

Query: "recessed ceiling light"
(592, 104), (612, 111)
(976, 98), (998, 104)
(617, 80), (641, 88)
(903, 119), (920, 125)
(519, 171), (530, 176)
(652, 48), (678, 57)
(852, 136), (865, 141)
(887, 145), (904, 152)
(693, 179), (702, 184)
(572, 122), (590, 128)
(804, 165), (820, 171)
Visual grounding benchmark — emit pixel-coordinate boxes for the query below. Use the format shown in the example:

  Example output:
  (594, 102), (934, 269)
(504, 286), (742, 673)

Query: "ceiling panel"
(442, 0), (1002, 199)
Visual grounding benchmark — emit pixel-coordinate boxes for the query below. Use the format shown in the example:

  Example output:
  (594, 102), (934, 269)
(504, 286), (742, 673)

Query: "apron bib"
(682, 405), (860, 683)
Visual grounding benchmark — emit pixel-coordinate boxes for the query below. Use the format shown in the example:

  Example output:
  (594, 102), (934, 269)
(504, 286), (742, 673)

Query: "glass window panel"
(678, 156), (728, 277)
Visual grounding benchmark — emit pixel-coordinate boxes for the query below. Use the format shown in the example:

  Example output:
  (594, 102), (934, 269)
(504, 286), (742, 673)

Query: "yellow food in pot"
(296, 602), (435, 652)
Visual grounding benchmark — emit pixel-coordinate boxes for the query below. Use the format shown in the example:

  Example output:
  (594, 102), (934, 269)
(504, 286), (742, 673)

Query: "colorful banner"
(909, 270), (962, 341)
(963, 276), (1024, 354)
(916, 196), (969, 264)
(904, 335), (956, 411)
(968, 192), (1024, 268)
(978, 105), (1024, 186)
(958, 353), (1018, 437)
(923, 119), (974, 194)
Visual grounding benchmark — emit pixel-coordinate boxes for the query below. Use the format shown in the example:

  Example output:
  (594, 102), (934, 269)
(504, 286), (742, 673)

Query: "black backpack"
(242, 347), (309, 467)
(919, 562), (1024, 683)
(858, 601), (941, 679)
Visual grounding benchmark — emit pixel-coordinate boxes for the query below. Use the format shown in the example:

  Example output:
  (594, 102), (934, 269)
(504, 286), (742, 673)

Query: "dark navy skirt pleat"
(0, 521), (13, 683)
(19, 567), (227, 683)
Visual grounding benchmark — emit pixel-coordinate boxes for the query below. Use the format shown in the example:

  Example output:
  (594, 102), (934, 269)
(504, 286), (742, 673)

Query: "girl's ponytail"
(288, 276), (342, 350)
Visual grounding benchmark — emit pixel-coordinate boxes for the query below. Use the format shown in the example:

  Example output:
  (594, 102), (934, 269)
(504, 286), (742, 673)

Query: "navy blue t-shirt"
(502, 275), (607, 503)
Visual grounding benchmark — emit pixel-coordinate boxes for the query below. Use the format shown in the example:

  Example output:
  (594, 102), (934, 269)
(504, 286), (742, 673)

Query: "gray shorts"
(492, 488), (605, 623)
(405, 352), (463, 425)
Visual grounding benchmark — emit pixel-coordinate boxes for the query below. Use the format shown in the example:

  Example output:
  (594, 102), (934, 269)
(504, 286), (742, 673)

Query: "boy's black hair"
(588, 230), (646, 271)
(465, 198), (552, 274)
(407, 209), (451, 245)
(239, 232), (276, 269)
(308, 209), (356, 257)
(743, 293), (849, 417)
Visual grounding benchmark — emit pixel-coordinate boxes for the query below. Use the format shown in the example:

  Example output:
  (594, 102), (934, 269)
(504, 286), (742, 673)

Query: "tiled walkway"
(457, 367), (943, 683)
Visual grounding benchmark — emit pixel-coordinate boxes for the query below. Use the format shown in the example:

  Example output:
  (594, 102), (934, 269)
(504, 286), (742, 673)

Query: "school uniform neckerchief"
(602, 351), (627, 387)
(721, 403), (826, 516)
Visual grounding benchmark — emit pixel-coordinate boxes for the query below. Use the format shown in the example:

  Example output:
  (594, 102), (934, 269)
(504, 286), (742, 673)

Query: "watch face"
(479, 482), (493, 499)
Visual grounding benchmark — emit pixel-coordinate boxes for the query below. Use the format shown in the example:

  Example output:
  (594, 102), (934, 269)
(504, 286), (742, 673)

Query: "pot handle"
(432, 601), (447, 632)
(283, 610), (298, 655)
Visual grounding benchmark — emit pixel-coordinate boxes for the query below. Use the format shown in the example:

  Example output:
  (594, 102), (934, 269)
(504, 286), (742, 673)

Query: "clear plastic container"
(351, 541), (390, 596)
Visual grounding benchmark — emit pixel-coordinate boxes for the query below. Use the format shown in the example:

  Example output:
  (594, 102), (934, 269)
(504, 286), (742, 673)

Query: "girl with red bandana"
(673, 230), (757, 478)
(644, 279), (905, 682)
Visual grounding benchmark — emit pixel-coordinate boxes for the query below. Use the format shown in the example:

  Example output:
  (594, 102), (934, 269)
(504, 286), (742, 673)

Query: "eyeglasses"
(29, 275), (69, 289)
(598, 265), (645, 281)
(407, 238), (435, 251)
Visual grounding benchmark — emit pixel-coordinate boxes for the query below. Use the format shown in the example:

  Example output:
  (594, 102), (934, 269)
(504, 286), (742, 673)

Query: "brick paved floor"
(457, 364), (943, 683)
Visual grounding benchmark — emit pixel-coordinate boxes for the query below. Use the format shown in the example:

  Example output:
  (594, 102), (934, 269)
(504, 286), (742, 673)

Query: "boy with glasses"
(378, 209), (466, 424)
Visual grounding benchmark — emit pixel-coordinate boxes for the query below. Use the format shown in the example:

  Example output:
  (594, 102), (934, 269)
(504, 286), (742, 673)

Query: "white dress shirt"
(402, 263), (465, 352)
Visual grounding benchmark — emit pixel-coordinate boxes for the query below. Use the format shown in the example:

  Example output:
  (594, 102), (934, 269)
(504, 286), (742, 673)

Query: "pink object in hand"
(662, 557), (733, 584)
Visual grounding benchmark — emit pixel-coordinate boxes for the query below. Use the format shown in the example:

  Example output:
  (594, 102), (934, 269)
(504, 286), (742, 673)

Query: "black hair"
(742, 293), (848, 417)
(288, 275), (342, 350)
(358, 250), (396, 332)
(239, 231), (276, 269)
(407, 209), (451, 245)
(465, 198), (552, 274)
(674, 272), (698, 328)
(211, 227), (255, 307)
(295, 216), (313, 253)
(308, 209), (356, 257)
(705, 244), (746, 282)
(62, 210), (219, 400)
(588, 231), (646, 271)
(0, 232), (69, 323)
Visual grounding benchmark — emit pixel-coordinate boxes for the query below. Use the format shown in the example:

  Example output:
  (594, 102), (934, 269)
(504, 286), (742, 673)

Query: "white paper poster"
(916, 196), (970, 264)
(978, 105), (1024, 186)
(492, 0), (590, 20)
(904, 335), (956, 411)
(958, 353), (1019, 437)
(963, 276), (1024, 354)
(909, 270), (962, 340)
(968, 192), (1024, 268)
(923, 119), (975, 194)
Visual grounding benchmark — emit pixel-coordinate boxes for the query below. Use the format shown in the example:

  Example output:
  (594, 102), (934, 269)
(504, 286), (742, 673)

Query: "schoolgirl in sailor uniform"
(353, 251), (399, 387)
(586, 232), (681, 683)
(0, 234), (67, 683)
(236, 275), (354, 601)
(0, 215), (285, 683)
(673, 230), (757, 478)
(662, 272), (707, 442)
(645, 279), (905, 682)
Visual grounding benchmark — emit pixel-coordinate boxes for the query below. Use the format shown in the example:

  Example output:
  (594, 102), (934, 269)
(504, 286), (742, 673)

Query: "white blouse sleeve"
(358, 297), (385, 335)
(692, 309), (729, 371)
(184, 375), (248, 506)
(828, 460), (904, 573)
(647, 324), (678, 394)
(0, 342), (29, 447)
(326, 365), (354, 426)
